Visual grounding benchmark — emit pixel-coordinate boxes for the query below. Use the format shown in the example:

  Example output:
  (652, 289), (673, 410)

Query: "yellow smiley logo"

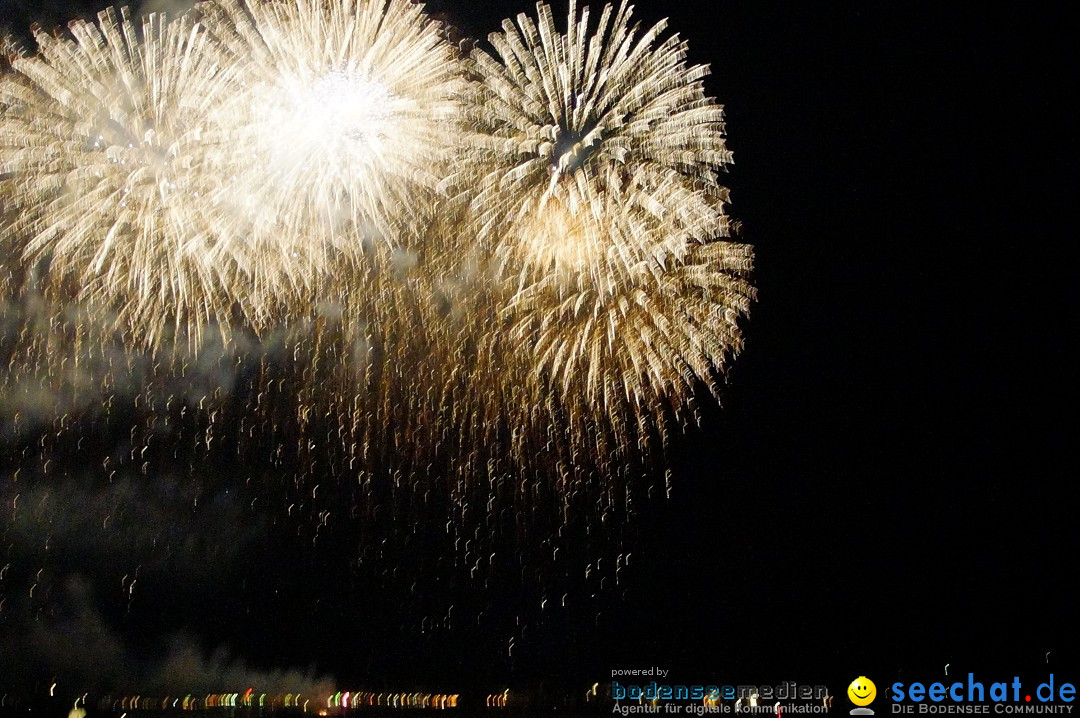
(848, 677), (877, 707)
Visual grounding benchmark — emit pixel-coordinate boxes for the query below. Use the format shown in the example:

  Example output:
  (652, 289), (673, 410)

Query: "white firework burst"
(0, 8), (245, 345)
(197, 0), (464, 300)
(457, 0), (734, 288)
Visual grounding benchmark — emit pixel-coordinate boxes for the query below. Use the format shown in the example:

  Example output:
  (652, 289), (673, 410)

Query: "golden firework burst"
(451, 0), (754, 478)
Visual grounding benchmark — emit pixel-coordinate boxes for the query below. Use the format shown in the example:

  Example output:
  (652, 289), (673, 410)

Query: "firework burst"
(0, 8), (245, 345)
(197, 0), (464, 304)
(455, 0), (735, 283)
(453, 0), (753, 465)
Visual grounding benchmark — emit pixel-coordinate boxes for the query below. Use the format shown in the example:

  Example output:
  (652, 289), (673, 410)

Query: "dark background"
(1, 0), (1075, 702)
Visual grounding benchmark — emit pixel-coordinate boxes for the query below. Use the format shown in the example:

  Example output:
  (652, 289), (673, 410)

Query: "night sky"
(0, 0), (1074, 706)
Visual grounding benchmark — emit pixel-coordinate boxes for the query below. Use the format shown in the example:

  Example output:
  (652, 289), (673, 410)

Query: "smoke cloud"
(0, 575), (334, 698)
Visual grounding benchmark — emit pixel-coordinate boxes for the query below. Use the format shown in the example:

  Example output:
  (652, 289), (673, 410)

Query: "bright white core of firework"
(229, 67), (400, 242)
(306, 69), (394, 145)
(267, 68), (395, 168)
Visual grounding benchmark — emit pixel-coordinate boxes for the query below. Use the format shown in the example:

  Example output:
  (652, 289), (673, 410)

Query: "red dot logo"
(1026, 696), (1032, 703)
